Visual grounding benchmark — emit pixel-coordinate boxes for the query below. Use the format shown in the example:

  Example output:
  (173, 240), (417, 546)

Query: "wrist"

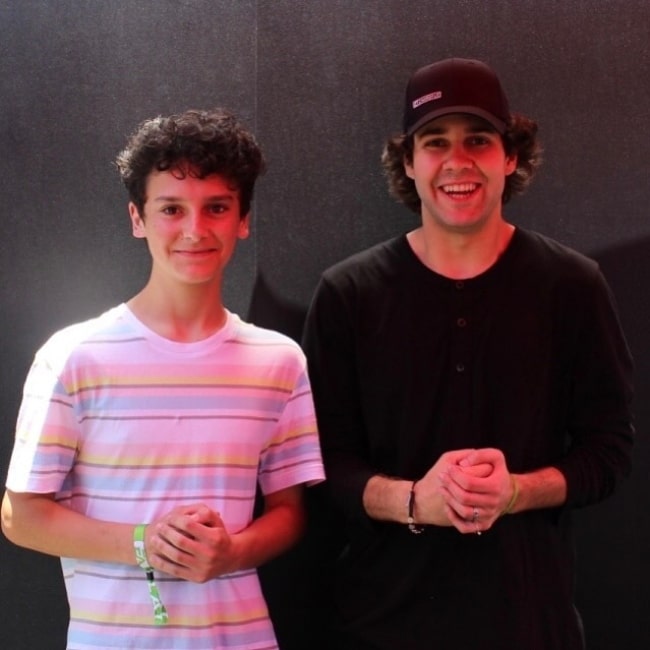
(502, 474), (520, 515)
(363, 475), (418, 525)
(133, 524), (152, 568)
(407, 480), (424, 534)
(133, 524), (168, 625)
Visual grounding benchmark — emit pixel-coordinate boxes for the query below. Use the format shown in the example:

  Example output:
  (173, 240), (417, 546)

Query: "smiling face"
(129, 168), (249, 292)
(404, 114), (517, 235)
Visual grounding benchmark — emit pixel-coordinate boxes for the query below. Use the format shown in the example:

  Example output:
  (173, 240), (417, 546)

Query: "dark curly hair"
(115, 108), (266, 217)
(381, 113), (542, 214)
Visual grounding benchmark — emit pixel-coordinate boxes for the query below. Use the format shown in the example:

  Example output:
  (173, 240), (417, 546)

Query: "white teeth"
(442, 183), (478, 193)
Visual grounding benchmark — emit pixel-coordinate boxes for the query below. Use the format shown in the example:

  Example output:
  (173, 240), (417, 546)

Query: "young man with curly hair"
(302, 58), (633, 649)
(2, 108), (324, 650)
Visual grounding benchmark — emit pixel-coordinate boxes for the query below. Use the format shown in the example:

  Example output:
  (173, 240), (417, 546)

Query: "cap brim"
(406, 105), (507, 136)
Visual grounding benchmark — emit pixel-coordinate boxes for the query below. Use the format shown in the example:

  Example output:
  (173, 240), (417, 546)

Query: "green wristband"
(133, 524), (168, 625)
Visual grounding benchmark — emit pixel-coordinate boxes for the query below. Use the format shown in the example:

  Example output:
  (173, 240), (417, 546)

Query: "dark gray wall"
(1, 1), (648, 649)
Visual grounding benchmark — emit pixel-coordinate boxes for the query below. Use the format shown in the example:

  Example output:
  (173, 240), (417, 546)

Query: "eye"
(467, 133), (497, 148)
(207, 203), (229, 216)
(423, 137), (447, 149)
(468, 135), (488, 146)
(161, 205), (181, 216)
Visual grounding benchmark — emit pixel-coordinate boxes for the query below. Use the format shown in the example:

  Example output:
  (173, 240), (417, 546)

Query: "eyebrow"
(151, 194), (236, 203)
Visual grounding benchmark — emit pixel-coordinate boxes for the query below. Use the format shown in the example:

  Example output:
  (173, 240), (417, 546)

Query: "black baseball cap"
(403, 58), (511, 136)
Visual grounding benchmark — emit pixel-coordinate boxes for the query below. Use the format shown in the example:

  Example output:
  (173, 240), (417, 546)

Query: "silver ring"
(472, 507), (481, 535)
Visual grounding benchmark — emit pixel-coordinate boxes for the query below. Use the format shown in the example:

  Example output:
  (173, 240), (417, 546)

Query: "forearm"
(362, 475), (413, 523)
(363, 474), (454, 528)
(2, 490), (135, 565)
(508, 466), (567, 514)
(230, 497), (306, 572)
(362, 450), (489, 527)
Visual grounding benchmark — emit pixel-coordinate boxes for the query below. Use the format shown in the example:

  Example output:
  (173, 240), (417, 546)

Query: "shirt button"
(457, 317), (467, 327)
(456, 363), (465, 373)
(455, 281), (464, 290)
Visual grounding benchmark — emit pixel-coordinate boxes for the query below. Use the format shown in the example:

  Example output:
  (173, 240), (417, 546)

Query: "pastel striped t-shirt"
(6, 304), (325, 650)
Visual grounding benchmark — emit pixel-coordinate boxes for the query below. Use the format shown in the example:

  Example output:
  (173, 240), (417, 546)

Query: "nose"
(443, 142), (473, 171)
(182, 210), (207, 242)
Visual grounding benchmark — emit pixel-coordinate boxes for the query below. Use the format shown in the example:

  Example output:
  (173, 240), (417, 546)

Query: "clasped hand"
(416, 448), (513, 534)
(144, 503), (237, 583)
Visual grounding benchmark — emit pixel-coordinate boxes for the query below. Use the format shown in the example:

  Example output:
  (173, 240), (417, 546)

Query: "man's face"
(404, 113), (517, 234)
(129, 168), (249, 289)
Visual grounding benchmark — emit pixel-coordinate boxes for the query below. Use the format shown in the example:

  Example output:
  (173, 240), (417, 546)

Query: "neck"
(408, 220), (515, 279)
(127, 280), (227, 342)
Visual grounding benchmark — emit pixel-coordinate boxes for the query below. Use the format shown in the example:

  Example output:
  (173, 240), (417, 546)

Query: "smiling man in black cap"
(302, 58), (634, 649)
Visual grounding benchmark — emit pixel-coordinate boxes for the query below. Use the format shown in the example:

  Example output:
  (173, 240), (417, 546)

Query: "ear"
(238, 214), (250, 240)
(505, 154), (518, 176)
(129, 203), (146, 238)
(403, 155), (415, 180)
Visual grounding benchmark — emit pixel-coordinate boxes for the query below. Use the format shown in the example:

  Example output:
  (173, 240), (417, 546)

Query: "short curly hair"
(381, 113), (542, 214)
(115, 108), (266, 217)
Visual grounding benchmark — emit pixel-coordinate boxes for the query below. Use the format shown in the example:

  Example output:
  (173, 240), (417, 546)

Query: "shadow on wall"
(576, 236), (650, 650)
(248, 234), (650, 650)
(248, 270), (343, 650)
(247, 271), (309, 344)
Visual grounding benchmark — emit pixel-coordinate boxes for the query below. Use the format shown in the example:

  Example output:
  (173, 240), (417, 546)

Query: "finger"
(439, 482), (474, 516)
(156, 520), (200, 554)
(459, 447), (505, 468)
(440, 477), (497, 524)
(460, 462), (494, 478)
(438, 448), (477, 471)
(443, 504), (477, 535)
(447, 501), (491, 536)
(150, 538), (193, 572)
(167, 503), (209, 518)
(454, 497), (481, 522)
(439, 472), (476, 507)
(149, 546), (194, 578)
(188, 505), (225, 530)
(446, 464), (498, 494)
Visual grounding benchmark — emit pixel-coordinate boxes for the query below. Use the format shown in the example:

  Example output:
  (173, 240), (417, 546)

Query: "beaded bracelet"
(407, 481), (424, 534)
(133, 524), (169, 625)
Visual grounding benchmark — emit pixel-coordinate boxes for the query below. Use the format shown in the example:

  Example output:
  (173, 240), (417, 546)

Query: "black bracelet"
(407, 480), (424, 534)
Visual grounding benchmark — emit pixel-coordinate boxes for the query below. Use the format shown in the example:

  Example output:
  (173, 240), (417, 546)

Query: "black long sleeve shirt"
(302, 228), (634, 650)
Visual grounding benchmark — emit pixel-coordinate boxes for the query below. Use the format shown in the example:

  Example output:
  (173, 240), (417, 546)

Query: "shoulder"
(512, 230), (617, 316)
(320, 235), (409, 290)
(227, 313), (306, 361)
(35, 305), (130, 372)
(226, 316), (311, 388)
(515, 229), (600, 280)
